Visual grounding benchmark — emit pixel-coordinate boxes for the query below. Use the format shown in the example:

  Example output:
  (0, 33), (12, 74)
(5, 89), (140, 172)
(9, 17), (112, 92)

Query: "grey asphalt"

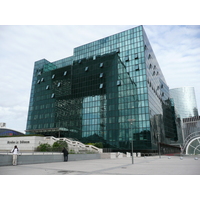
(0, 155), (199, 175)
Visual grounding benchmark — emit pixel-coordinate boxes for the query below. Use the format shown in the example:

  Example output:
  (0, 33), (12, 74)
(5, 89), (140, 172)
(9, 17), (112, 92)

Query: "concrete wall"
(0, 152), (128, 166)
(68, 154), (101, 161)
(0, 136), (46, 152)
(0, 153), (63, 166)
(0, 153), (103, 166)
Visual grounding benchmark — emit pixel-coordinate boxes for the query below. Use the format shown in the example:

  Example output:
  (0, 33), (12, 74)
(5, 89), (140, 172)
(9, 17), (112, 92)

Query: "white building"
(0, 136), (102, 153)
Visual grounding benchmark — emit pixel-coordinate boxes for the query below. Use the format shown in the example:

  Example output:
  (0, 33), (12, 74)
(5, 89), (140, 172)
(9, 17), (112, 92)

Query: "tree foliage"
(52, 140), (68, 152)
(87, 142), (103, 148)
(37, 143), (51, 152)
(36, 141), (68, 152)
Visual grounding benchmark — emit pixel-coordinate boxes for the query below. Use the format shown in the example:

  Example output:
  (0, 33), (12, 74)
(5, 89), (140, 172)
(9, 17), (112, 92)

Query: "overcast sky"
(0, 25), (200, 133)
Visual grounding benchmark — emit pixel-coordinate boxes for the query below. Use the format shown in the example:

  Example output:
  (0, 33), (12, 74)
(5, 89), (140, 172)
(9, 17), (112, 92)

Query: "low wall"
(68, 154), (101, 161)
(0, 152), (128, 166)
(0, 153), (63, 166)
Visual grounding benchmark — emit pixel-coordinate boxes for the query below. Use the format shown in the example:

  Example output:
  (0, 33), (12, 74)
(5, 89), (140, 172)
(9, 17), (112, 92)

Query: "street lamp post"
(131, 125), (134, 164)
(158, 133), (161, 158)
(128, 119), (135, 164)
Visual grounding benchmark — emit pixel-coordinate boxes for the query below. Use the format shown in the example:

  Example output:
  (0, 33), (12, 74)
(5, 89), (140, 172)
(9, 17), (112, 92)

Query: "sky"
(0, 1), (199, 195)
(0, 25), (200, 133)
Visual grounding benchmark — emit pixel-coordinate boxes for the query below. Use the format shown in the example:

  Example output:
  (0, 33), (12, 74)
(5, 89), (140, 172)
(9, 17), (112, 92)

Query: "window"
(51, 93), (55, 98)
(100, 63), (104, 68)
(93, 55), (96, 60)
(134, 53), (138, 59)
(100, 73), (103, 78)
(57, 82), (61, 87)
(52, 74), (55, 79)
(99, 83), (103, 89)
(63, 71), (67, 76)
(37, 71), (42, 76)
(37, 68), (43, 76)
(37, 80), (40, 84)
(41, 78), (44, 82)
(152, 71), (155, 76)
(116, 48), (120, 53)
(148, 54), (151, 59)
(78, 59), (82, 64)
(117, 80), (121, 86)
(46, 85), (49, 90)
(149, 64), (152, 69)
(125, 56), (129, 62)
(135, 65), (139, 71)
(85, 67), (89, 72)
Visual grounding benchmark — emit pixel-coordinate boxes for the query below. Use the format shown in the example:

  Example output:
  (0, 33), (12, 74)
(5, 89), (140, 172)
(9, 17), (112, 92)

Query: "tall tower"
(170, 87), (199, 143)
(170, 87), (198, 119)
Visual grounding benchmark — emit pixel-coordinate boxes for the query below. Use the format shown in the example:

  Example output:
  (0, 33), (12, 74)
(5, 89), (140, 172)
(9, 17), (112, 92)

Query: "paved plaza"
(0, 155), (199, 175)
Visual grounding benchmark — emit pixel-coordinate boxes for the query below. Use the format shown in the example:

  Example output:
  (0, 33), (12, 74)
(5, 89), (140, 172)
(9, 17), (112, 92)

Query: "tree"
(52, 140), (68, 152)
(87, 142), (103, 148)
(94, 142), (103, 148)
(37, 143), (51, 152)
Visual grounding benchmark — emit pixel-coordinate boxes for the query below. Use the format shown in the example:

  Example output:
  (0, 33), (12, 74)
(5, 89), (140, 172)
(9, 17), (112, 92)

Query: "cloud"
(0, 25), (200, 132)
(144, 25), (200, 110)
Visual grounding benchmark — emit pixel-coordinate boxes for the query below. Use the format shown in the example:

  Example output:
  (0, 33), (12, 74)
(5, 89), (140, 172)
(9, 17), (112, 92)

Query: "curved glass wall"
(170, 87), (198, 119)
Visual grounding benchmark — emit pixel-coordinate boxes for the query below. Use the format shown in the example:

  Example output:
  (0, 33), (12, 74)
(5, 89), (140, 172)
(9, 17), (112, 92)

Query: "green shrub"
(86, 142), (103, 148)
(69, 149), (75, 154)
(52, 140), (68, 152)
(94, 142), (103, 148)
(87, 143), (95, 146)
(37, 143), (52, 152)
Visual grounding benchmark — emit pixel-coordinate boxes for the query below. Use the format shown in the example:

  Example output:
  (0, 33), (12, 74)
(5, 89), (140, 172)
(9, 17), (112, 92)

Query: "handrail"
(45, 136), (102, 153)
(181, 131), (200, 154)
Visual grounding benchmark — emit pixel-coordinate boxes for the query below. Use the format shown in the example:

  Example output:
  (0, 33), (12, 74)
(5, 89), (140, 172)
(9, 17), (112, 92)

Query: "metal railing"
(47, 136), (102, 153)
(181, 131), (200, 154)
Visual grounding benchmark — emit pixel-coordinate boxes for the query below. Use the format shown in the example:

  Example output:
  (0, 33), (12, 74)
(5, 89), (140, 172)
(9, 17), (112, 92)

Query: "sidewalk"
(0, 155), (199, 175)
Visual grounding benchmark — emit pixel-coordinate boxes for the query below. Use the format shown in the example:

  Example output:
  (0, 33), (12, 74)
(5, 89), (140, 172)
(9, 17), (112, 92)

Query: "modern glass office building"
(170, 87), (199, 146)
(26, 25), (178, 152)
(170, 87), (199, 119)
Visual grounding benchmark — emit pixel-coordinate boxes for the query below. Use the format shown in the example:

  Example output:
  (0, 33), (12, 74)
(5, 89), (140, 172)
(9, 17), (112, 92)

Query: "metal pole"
(128, 119), (135, 164)
(158, 142), (161, 158)
(131, 122), (134, 164)
(132, 138), (134, 163)
(158, 134), (161, 158)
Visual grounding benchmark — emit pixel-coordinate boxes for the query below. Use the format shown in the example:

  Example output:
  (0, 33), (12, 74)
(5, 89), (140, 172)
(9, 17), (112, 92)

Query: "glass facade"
(170, 87), (199, 119)
(0, 128), (24, 136)
(26, 25), (177, 152)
